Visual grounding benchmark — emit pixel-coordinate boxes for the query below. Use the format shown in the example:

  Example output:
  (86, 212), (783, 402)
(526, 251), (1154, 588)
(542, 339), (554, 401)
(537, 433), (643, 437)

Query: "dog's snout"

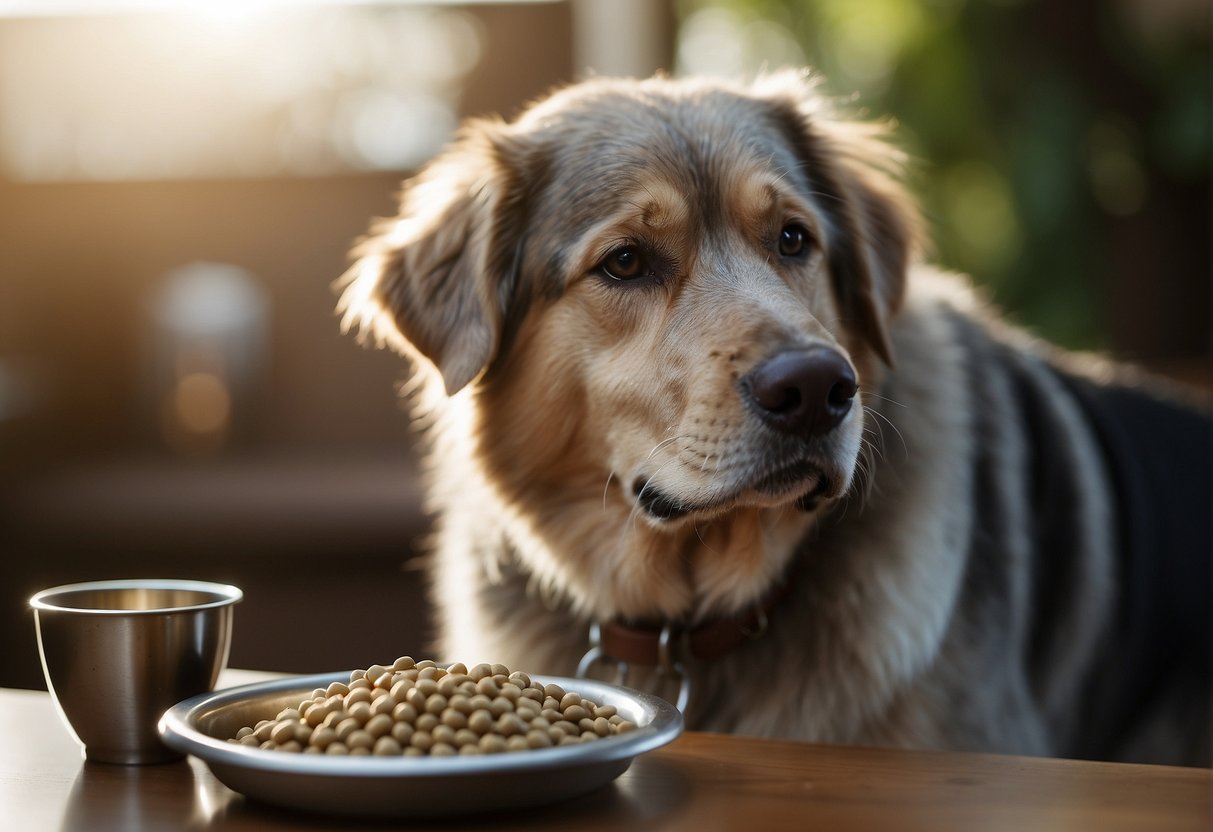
(742, 348), (858, 437)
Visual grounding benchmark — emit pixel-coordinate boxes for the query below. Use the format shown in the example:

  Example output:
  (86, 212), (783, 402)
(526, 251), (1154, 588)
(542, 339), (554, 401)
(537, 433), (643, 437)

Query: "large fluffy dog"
(339, 74), (1211, 766)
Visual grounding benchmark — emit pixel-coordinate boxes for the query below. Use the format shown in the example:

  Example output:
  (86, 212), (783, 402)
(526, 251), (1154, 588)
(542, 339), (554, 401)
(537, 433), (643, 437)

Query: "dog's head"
(341, 73), (921, 618)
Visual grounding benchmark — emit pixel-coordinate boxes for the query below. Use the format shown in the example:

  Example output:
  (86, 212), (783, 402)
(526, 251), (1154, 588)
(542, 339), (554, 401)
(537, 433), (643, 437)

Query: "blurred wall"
(0, 0), (582, 689)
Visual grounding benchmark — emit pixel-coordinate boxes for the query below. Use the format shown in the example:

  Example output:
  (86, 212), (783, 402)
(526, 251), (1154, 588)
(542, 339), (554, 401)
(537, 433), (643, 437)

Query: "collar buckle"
(576, 620), (691, 712)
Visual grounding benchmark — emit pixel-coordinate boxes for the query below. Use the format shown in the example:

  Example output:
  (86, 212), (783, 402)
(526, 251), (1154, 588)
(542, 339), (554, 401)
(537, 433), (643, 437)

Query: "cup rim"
(29, 579), (243, 615)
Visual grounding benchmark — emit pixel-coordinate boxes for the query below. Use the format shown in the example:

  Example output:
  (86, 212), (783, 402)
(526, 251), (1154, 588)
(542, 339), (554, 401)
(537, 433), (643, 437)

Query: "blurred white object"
(146, 262), (269, 454)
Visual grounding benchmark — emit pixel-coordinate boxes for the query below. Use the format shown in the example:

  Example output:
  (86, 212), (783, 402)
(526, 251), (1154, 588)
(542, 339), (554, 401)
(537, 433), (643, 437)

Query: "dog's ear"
(757, 73), (923, 366)
(337, 120), (530, 394)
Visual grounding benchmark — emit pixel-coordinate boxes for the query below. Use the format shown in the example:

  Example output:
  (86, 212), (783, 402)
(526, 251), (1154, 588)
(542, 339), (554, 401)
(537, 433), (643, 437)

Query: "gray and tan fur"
(339, 73), (1211, 766)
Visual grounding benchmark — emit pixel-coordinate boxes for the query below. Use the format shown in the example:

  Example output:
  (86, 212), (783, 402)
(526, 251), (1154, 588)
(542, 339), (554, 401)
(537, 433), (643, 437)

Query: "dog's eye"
(601, 245), (645, 281)
(778, 224), (811, 258)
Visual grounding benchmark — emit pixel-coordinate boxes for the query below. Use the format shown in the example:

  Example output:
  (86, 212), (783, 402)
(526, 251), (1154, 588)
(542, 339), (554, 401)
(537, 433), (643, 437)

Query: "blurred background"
(0, 0), (1208, 688)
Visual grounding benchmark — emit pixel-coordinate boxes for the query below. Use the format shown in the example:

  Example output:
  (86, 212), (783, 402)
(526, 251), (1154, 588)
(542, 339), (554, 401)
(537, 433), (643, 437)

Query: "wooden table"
(4, 673), (1209, 832)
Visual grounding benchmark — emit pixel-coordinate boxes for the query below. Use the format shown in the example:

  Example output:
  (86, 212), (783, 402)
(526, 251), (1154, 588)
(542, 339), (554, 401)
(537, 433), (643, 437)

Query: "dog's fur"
(339, 73), (1211, 766)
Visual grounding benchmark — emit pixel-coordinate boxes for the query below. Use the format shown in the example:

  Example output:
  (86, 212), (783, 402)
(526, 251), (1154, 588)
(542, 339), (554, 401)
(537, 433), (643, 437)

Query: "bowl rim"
(159, 671), (683, 778)
(29, 578), (244, 615)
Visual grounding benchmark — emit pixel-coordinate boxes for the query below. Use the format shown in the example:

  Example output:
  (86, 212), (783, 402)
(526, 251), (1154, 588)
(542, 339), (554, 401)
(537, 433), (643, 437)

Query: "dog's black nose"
(742, 348), (858, 437)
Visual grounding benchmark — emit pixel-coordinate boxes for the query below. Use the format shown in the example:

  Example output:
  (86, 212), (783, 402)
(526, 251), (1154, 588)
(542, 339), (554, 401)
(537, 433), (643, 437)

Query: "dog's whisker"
(646, 434), (690, 461)
(602, 470), (616, 511)
(866, 392), (908, 408)
(693, 523), (722, 557)
(864, 405), (908, 462)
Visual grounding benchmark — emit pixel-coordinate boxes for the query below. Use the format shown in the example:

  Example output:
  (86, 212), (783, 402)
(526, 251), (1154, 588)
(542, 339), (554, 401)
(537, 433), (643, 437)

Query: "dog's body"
(340, 74), (1211, 766)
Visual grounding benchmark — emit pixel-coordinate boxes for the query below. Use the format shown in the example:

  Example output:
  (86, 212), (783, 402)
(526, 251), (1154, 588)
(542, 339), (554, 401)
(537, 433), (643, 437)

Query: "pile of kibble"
(228, 657), (638, 757)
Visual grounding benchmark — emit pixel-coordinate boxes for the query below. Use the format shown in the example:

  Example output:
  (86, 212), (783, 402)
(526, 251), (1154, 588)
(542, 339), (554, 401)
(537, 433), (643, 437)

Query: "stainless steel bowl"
(31, 578), (242, 764)
(159, 672), (683, 817)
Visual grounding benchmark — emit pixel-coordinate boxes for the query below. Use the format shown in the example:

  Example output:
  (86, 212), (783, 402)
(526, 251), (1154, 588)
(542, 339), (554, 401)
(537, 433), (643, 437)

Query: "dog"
(338, 72), (1211, 766)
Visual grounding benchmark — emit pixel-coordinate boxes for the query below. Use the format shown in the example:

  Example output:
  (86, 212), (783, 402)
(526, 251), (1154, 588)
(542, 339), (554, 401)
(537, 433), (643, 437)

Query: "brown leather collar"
(598, 577), (792, 666)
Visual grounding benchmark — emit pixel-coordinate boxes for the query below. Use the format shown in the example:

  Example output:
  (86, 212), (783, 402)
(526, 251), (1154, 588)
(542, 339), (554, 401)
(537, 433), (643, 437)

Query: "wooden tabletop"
(4, 674), (1209, 832)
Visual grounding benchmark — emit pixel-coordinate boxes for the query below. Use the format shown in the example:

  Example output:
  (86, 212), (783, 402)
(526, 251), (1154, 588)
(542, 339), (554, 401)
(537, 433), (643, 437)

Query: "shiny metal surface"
(31, 579), (241, 765)
(159, 672), (683, 818)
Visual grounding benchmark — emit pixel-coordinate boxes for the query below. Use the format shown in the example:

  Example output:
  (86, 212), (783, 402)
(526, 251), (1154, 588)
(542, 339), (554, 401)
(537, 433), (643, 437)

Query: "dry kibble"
(310, 726), (337, 750)
(526, 729), (552, 749)
(405, 688), (427, 711)
(365, 713), (393, 739)
(454, 728), (479, 747)
(370, 695), (396, 718)
(496, 713), (525, 737)
(334, 718), (360, 742)
(553, 720), (580, 736)
(347, 701), (372, 725)
(347, 730), (374, 751)
(479, 734), (507, 754)
(270, 721), (297, 745)
(373, 736), (402, 756)
(228, 658), (641, 758)
(441, 709), (468, 731)
(468, 710), (493, 735)
(345, 686), (372, 706)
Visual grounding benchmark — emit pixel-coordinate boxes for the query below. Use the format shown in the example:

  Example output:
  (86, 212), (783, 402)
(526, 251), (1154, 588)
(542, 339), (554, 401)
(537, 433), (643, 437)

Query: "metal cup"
(30, 578), (242, 764)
